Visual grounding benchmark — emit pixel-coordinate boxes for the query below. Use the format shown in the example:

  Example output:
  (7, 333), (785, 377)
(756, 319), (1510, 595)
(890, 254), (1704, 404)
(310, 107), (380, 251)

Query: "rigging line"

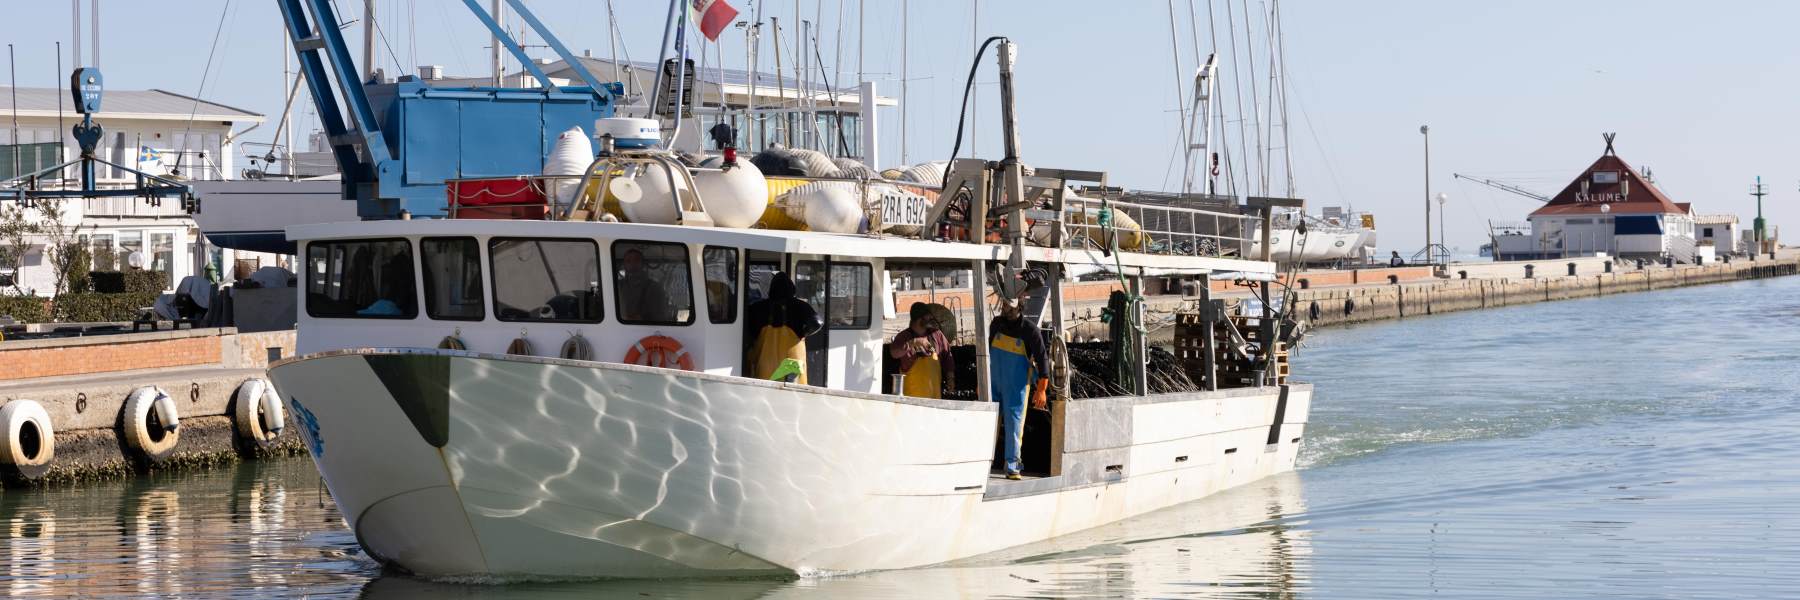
(1284, 76), (1349, 211)
(432, 2), (470, 74)
(1222, 0), (1251, 199)
(1165, 0), (1190, 193)
(604, 0), (644, 101)
(1239, 0), (1263, 195)
(1272, 0), (1294, 197)
(174, 0), (234, 178)
(810, 33), (852, 156)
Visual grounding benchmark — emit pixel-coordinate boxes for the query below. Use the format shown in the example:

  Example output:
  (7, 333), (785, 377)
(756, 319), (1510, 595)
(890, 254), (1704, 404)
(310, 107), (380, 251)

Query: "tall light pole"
(1421, 125), (1432, 264)
(1437, 192), (1448, 262)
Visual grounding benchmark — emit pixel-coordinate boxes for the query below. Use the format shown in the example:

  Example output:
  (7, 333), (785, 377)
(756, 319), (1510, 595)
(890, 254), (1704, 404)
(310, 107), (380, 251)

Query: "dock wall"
(0, 328), (301, 485)
(1294, 257), (1800, 329)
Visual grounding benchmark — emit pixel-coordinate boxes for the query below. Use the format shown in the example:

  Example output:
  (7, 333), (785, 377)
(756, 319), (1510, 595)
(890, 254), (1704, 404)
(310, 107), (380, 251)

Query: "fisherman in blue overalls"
(989, 301), (1049, 480)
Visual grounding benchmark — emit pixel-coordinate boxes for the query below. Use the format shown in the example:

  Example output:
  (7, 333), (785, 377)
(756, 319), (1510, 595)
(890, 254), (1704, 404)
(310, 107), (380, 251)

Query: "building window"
(612, 241), (693, 325)
(490, 238), (602, 323)
(150, 232), (175, 290)
(1592, 171), (1620, 184)
(1703, 227), (1714, 237)
(794, 260), (872, 330)
(702, 246), (738, 324)
(305, 238), (417, 319)
(421, 237), (485, 321)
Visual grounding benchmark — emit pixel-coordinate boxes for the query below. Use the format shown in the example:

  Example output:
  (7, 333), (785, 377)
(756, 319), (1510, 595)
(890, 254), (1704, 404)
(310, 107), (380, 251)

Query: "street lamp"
(1421, 125), (1431, 264)
(1437, 192), (1448, 262)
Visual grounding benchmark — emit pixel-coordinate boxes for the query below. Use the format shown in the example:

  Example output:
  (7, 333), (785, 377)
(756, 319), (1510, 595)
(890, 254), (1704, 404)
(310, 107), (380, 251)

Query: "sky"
(3, 0), (1797, 253)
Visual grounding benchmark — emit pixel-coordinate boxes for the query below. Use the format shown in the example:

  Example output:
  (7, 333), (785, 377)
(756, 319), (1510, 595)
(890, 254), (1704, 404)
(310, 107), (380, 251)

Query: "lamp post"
(1600, 203), (1612, 257)
(1420, 125), (1433, 264)
(1437, 192), (1448, 263)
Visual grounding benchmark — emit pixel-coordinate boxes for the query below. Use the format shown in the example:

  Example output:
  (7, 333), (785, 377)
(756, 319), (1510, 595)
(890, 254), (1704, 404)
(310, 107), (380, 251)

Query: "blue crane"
(275, 0), (621, 219)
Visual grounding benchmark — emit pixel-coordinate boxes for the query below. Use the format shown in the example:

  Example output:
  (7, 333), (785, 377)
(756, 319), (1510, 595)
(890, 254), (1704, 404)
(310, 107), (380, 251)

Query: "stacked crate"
(1213, 315), (1290, 387)
(1172, 312), (1212, 387)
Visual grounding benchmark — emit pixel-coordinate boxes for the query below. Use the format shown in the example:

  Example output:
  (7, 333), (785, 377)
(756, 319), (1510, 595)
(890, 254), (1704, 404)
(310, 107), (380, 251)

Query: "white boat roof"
(287, 219), (1275, 274)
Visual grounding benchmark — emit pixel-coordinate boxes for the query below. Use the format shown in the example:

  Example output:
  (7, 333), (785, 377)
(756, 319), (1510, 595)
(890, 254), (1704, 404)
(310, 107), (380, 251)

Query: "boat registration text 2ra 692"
(881, 189), (933, 227)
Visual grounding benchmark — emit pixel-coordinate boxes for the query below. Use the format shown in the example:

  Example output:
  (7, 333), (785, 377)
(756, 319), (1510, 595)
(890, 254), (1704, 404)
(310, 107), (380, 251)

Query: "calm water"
(4, 276), (1800, 598)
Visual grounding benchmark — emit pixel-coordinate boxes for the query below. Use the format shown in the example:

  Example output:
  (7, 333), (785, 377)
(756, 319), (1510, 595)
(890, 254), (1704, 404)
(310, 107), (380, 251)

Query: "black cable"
(808, 34), (852, 158)
(941, 36), (1008, 188)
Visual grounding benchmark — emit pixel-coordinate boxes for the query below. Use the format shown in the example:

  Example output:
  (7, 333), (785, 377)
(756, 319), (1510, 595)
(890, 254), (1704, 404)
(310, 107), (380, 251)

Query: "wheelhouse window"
(490, 238), (603, 323)
(794, 261), (873, 330)
(703, 246), (738, 324)
(612, 241), (693, 325)
(421, 237), (484, 321)
(305, 238), (417, 319)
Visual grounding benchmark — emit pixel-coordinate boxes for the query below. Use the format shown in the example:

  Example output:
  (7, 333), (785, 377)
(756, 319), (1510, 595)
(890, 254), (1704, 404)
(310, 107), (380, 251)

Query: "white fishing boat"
(264, 0), (1313, 581)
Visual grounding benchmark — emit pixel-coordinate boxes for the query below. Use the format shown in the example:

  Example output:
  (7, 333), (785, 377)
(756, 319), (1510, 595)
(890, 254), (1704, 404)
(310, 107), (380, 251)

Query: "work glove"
(1030, 377), (1050, 411)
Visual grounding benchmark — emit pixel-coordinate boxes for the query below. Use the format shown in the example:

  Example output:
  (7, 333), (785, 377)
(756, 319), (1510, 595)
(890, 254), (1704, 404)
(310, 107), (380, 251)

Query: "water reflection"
(353, 472), (1309, 599)
(0, 458), (370, 598)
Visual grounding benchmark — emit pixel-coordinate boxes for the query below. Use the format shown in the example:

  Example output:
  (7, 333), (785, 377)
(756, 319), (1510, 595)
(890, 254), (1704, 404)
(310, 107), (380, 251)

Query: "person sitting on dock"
(890, 303), (955, 399)
(1390, 250), (1405, 267)
(989, 300), (1049, 480)
(746, 272), (821, 384)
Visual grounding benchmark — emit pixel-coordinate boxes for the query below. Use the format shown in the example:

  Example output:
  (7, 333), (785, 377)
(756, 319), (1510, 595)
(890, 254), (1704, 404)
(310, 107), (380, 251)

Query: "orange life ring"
(622, 335), (695, 371)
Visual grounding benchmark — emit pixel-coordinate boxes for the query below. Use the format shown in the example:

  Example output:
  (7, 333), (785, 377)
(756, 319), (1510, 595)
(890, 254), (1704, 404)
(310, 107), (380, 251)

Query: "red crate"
(447, 177), (549, 220)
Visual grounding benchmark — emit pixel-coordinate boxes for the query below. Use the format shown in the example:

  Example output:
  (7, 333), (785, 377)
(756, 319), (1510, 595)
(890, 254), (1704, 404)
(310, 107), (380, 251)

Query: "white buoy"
(620, 164), (691, 225)
(543, 126), (594, 205)
(692, 159), (768, 229)
(783, 181), (865, 233)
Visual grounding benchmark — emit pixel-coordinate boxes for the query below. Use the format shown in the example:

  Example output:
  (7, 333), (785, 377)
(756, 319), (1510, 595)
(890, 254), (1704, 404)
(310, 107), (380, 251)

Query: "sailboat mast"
(1166, 0), (1191, 193)
(900, 0), (908, 164)
(1273, 0), (1295, 198)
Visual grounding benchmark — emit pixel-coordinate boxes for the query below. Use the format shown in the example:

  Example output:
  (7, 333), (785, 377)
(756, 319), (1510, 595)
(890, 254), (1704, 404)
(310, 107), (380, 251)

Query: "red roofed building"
(1492, 136), (1696, 261)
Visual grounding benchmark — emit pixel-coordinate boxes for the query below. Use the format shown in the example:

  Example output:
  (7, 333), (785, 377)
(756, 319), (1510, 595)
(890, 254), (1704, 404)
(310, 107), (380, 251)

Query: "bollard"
(1458, 270), (1468, 279)
(1568, 262), (1578, 276)
(1664, 256), (1674, 268)
(1524, 264), (1535, 279)
(1387, 274), (1400, 284)
(1298, 278), (1310, 290)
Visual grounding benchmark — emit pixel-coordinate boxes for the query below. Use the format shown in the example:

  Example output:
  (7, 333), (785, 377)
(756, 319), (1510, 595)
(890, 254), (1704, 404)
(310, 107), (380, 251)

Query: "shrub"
(0, 295), (50, 323)
(89, 270), (166, 295)
(50, 292), (159, 323)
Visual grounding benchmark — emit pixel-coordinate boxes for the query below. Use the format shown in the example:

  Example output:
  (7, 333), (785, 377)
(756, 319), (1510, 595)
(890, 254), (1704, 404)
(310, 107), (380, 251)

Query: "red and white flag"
(690, 0), (739, 41)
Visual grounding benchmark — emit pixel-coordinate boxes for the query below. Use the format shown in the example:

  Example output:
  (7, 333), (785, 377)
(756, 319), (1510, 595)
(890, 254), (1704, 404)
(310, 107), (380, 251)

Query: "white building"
(1694, 214), (1742, 255)
(0, 86), (266, 295)
(1491, 141), (1697, 262)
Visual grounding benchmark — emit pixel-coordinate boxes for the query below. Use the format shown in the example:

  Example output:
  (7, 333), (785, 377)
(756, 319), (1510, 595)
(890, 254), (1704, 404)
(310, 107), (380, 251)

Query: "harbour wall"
(0, 327), (302, 486)
(1292, 256), (1800, 329)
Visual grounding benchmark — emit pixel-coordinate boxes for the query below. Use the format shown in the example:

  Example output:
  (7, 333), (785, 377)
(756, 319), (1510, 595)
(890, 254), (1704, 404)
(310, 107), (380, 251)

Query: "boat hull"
(270, 349), (1309, 579)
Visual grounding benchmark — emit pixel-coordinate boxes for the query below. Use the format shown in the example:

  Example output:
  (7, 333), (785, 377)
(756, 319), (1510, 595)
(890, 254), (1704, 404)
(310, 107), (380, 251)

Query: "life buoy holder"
(231, 378), (287, 453)
(122, 386), (180, 464)
(0, 399), (55, 480)
(623, 335), (694, 371)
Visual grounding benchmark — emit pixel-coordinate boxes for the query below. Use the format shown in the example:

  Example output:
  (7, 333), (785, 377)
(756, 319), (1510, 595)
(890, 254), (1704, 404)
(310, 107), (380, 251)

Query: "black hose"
(941, 36), (1010, 188)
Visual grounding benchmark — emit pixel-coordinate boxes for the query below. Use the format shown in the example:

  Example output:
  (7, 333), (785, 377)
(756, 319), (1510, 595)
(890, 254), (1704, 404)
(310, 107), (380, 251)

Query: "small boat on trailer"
(267, 22), (1312, 578)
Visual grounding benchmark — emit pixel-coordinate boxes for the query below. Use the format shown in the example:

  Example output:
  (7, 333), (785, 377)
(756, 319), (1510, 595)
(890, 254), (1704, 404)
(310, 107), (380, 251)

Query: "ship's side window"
(304, 238), (417, 319)
(828, 263), (873, 329)
(420, 237), (484, 321)
(612, 241), (693, 325)
(702, 246), (738, 324)
(489, 238), (602, 323)
(793, 260), (872, 330)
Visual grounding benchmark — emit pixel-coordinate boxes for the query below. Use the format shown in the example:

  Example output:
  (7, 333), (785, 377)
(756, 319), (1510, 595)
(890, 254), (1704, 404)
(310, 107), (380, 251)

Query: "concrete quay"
(1292, 254), (1799, 329)
(0, 327), (302, 486)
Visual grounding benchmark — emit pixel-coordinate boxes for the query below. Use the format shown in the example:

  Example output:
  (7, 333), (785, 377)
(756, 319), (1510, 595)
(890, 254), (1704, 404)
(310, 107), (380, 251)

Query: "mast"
(900, 0), (908, 164)
(971, 0), (979, 156)
(283, 32), (293, 175)
(1273, 0), (1295, 197)
(1165, 0), (1190, 193)
(72, 0), (81, 66)
(771, 17), (791, 147)
(365, 0), (377, 80)
(490, 0), (504, 85)
(89, 0), (98, 68)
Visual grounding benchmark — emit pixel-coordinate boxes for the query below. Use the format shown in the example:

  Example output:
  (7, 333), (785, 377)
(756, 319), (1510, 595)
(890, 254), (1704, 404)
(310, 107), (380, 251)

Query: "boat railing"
(1059, 194), (1256, 258)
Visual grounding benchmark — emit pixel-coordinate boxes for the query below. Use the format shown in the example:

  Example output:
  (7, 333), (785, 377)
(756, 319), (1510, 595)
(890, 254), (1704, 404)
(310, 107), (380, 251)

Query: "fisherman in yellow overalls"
(890, 303), (956, 398)
(745, 272), (821, 383)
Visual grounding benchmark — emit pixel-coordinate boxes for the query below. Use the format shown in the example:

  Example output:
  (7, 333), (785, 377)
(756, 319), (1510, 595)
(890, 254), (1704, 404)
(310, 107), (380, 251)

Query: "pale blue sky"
(4, 1), (1795, 251)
